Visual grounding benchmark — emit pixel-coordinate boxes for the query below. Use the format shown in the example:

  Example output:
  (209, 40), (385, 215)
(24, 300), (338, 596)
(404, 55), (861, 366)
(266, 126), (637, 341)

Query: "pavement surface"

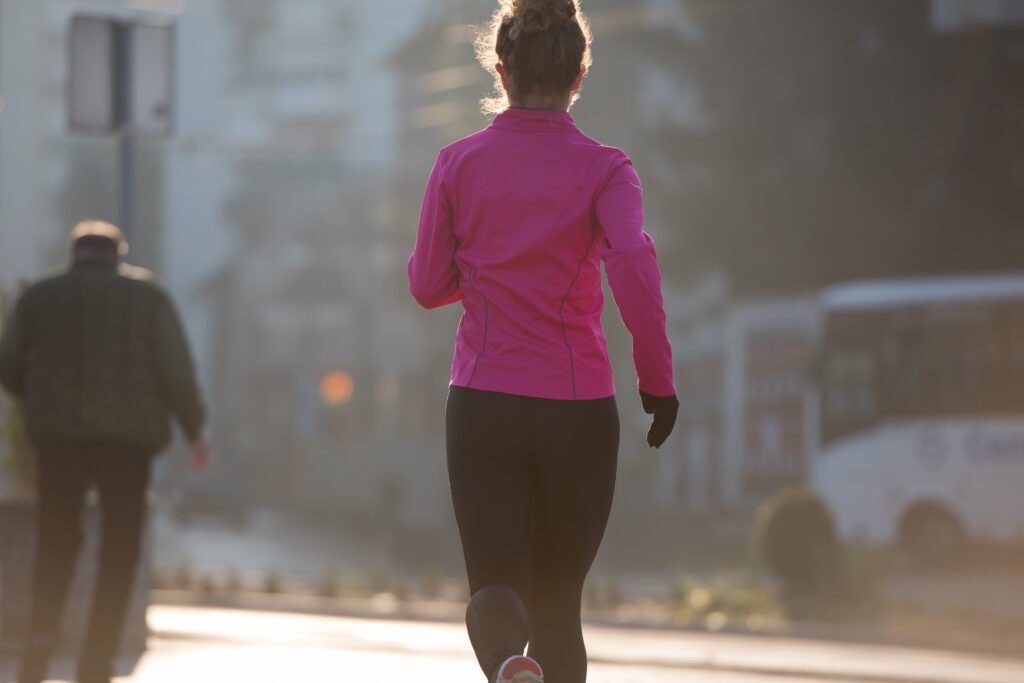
(3, 604), (1024, 683)
(884, 570), (1024, 620)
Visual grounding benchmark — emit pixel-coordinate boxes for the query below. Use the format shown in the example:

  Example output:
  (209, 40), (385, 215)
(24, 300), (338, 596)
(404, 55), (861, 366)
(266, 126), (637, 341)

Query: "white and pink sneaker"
(495, 655), (544, 683)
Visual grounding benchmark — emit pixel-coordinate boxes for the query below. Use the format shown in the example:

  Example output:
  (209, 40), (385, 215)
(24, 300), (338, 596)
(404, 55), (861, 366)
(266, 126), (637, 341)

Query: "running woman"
(408, 1), (678, 681)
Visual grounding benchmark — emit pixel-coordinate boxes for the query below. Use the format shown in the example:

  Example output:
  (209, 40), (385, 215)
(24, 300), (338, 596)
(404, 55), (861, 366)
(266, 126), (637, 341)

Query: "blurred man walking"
(0, 221), (208, 683)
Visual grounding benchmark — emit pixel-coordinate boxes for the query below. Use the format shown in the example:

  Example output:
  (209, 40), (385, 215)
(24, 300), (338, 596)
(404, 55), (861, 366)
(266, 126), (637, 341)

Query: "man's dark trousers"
(18, 444), (152, 683)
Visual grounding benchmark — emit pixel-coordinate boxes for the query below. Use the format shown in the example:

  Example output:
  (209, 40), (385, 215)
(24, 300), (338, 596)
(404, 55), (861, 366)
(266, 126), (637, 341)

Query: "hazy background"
(2, 0), (1024, 637)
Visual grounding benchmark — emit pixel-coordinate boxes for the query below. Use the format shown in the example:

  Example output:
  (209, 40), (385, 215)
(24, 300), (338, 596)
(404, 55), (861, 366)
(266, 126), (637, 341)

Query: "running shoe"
(495, 655), (544, 683)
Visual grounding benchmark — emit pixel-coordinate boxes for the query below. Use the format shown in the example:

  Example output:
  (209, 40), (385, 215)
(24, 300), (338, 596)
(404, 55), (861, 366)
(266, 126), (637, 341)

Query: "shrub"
(753, 487), (840, 595)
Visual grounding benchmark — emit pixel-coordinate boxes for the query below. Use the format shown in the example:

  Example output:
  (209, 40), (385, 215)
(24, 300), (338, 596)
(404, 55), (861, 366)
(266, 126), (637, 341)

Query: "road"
(5, 605), (1024, 683)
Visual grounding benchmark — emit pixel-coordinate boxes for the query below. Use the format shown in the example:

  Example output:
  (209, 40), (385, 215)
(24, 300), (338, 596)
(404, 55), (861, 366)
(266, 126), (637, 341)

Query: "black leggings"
(446, 387), (619, 683)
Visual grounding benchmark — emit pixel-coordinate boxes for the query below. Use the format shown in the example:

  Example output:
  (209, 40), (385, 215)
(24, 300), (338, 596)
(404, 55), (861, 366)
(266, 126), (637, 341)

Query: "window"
(825, 351), (877, 423)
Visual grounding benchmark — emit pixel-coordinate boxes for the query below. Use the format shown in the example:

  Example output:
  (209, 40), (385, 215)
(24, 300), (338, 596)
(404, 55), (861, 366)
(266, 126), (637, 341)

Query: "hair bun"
(511, 0), (577, 36)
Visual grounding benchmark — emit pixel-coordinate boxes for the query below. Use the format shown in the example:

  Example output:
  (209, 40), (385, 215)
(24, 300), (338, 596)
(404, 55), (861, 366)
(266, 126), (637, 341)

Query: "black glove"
(640, 391), (679, 449)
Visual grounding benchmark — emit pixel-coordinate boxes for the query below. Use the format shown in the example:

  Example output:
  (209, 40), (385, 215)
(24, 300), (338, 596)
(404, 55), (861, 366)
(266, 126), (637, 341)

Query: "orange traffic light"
(319, 371), (354, 406)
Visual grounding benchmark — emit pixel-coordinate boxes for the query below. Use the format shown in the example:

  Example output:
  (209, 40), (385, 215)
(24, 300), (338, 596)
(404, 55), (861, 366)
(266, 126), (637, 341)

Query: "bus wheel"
(899, 503), (966, 570)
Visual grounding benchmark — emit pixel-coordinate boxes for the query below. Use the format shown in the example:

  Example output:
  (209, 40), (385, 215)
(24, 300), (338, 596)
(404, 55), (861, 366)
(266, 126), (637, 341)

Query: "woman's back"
(410, 107), (672, 400)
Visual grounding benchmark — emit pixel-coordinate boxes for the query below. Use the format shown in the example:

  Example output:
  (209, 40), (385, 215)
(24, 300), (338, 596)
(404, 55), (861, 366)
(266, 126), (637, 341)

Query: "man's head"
(70, 220), (128, 265)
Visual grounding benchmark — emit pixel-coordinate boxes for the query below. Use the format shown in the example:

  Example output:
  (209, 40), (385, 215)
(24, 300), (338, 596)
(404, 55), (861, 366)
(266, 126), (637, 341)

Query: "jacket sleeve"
(0, 295), (28, 397)
(153, 293), (206, 441)
(408, 151), (462, 309)
(597, 159), (676, 397)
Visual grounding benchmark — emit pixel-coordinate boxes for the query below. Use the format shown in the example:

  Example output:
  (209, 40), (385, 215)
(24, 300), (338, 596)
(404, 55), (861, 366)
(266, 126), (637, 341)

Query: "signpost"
(68, 15), (174, 249)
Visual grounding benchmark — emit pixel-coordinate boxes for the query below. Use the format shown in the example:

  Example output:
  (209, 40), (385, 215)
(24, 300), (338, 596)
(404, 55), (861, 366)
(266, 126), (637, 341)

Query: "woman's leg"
(446, 387), (534, 681)
(466, 585), (530, 679)
(526, 396), (619, 683)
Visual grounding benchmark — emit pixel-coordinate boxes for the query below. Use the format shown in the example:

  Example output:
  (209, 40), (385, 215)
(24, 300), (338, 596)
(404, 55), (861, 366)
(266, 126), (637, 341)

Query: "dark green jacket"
(0, 260), (205, 453)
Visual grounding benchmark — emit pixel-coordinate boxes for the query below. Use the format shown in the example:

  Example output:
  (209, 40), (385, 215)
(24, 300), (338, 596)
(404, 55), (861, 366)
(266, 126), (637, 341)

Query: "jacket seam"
(466, 293), (489, 388)
(559, 231), (598, 401)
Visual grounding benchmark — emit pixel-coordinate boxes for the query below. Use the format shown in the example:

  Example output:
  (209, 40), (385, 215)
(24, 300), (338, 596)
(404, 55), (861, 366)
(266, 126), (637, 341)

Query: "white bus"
(810, 274), (1024, 565)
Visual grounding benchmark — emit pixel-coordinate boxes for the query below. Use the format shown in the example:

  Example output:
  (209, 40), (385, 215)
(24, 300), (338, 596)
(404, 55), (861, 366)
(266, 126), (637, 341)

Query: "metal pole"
(118, 132), (134, 249)
(113, 22), (134, 252)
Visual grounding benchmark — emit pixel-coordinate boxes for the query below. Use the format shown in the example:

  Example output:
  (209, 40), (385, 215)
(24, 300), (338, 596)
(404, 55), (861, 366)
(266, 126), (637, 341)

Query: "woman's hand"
(640, 391), (678, 448)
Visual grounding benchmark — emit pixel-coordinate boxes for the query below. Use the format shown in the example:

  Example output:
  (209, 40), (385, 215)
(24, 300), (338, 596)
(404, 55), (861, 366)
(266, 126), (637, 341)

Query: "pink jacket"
(408, 107), (674, 401)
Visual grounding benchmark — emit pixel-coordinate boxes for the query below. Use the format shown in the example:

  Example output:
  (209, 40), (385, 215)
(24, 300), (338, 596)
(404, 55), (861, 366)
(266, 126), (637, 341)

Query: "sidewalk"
(3, 604), (1024, 683)
(584, 624), (1024, 683)
(883, 570), (1024, 620)
(149, 584), (1024, 659)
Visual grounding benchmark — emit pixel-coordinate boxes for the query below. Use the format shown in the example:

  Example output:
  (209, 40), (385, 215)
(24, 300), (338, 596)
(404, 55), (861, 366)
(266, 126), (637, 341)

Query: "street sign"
(130, 23), (174, 135)
(68, 16), (116, 133)
(68, 16), (174, 135)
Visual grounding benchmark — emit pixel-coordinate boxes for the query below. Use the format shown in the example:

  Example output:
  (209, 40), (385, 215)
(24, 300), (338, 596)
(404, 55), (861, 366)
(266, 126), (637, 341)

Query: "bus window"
(877, 302), (1024, 417)
(822, 350), (877, 445)
(818, 277), (1024, 448)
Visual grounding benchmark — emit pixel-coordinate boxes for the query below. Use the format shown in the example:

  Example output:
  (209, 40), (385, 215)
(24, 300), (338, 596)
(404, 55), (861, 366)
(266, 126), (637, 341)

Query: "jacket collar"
(71, 258), (119, 271)
(490, 107), (578, 133)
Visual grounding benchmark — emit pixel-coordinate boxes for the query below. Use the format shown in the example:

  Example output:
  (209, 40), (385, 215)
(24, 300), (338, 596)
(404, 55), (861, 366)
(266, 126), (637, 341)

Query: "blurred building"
(182, 0), (469, 531)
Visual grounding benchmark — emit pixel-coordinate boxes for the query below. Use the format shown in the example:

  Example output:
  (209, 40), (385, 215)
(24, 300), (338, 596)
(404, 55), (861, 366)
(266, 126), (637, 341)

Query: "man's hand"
(191, 438), (211, 472)
(640, 391), (679, 449)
